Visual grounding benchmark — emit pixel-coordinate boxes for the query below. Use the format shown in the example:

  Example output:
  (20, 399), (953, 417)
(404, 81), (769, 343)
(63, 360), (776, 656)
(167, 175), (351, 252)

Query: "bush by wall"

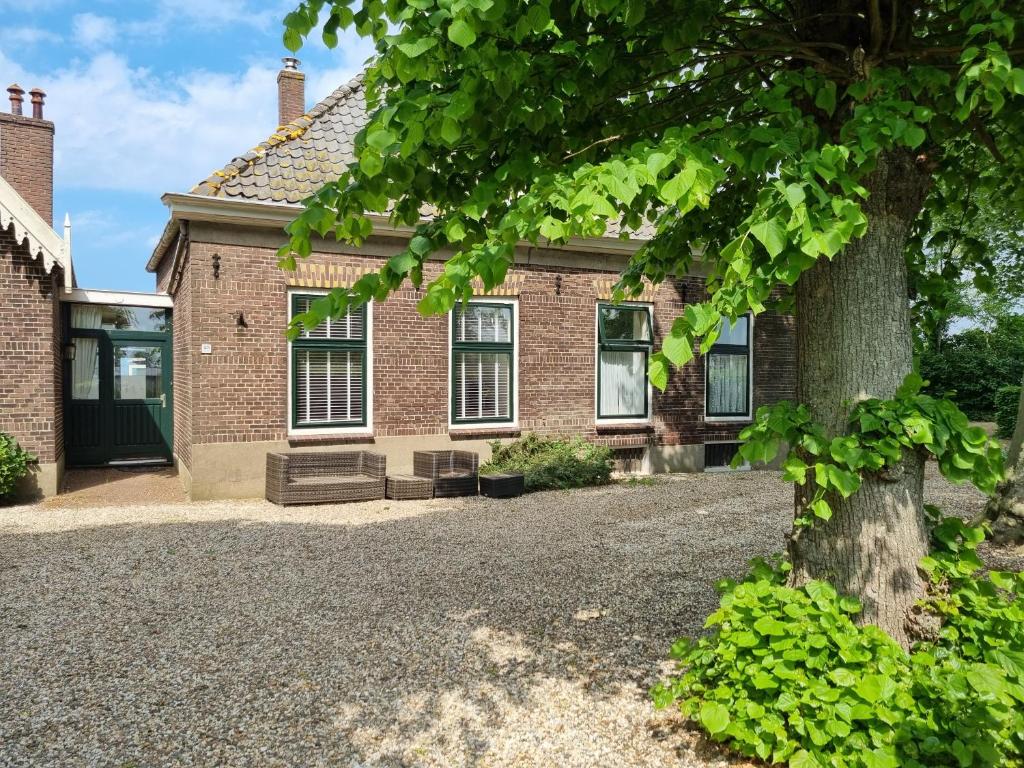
(995, 385), (1021, 439)
(0, 432), (33, 502)
(482, 433), (613, 492)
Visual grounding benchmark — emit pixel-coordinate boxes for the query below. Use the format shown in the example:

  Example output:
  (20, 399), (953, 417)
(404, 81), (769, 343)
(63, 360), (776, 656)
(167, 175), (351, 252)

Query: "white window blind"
(291, 296), (367, 428)
(451, 303), (514, 423)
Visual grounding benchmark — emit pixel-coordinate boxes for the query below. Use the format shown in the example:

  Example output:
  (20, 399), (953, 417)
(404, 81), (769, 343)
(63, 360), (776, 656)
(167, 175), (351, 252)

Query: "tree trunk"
(789, 151), (933, 649)
(985, 372), (1024, 545)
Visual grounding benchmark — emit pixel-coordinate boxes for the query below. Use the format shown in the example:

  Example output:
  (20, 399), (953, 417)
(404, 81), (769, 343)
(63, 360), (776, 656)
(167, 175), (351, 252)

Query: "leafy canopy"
(282, 0), (1023, 391)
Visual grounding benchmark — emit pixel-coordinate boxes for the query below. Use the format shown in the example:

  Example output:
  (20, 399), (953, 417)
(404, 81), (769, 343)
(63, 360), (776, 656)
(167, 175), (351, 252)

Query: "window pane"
(453, 351), (511, 421)
(294, 297), (365, 341)
(708, 353), (748, 416)
(454, 304), (512, 344)
(70, 337), (100, 400)
(716, 316), (749, 346)
(71, 304), (168, 332)
(600, 306), (652, 342)
(599, 349), (647, 417)
(113, 346), (163, 400)
(295, 348), (364, 425)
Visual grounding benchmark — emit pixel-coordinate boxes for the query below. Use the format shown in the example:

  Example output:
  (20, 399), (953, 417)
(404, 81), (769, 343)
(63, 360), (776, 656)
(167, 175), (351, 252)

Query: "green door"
(66, 324), (172, 466)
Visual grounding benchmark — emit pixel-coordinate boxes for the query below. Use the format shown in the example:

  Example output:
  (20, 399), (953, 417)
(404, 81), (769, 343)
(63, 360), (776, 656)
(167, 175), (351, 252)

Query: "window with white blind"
(450, 302), (515, 425)
(597, 303), (653, 420)
(290, 294), (369, 430)
(706, 315), (752, 419)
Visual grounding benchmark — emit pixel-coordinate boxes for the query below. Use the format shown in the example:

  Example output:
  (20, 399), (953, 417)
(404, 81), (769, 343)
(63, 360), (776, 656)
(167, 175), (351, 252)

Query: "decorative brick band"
(593, 276), (657, 302)
(471, 272), (525, 296)
(286, 262), (375, 288)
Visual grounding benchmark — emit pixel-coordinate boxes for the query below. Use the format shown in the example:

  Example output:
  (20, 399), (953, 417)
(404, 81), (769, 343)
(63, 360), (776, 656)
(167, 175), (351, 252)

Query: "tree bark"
(985, 372), (1024, 545)
(789, 151), (933, 649)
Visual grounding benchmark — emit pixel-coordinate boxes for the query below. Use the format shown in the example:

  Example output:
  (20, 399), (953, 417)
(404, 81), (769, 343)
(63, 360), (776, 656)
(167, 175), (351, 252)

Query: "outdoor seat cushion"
(437, 470), (473, 479)
(288, 474), (379, 487)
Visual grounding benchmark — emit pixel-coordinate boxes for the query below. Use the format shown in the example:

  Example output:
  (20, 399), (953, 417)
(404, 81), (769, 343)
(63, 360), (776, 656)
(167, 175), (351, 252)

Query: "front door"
(66, 310), (172, 466)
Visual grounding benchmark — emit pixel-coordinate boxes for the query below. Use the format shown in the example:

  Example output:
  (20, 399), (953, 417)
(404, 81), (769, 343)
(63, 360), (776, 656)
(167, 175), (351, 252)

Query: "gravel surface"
(0, 466), (1009, 767)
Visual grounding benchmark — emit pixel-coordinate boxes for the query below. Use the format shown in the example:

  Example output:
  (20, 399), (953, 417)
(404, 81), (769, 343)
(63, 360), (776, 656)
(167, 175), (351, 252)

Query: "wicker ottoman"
(479, 472), (525, 498)
(386, 474), (434, 500)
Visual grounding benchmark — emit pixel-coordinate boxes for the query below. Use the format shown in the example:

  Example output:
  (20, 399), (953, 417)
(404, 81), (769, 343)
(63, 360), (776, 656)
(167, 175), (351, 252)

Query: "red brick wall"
(171, 247), (193, 472)
(0, 113), (54, 225)
(0, 232), (61, 463)
(172, 232), (795, 453)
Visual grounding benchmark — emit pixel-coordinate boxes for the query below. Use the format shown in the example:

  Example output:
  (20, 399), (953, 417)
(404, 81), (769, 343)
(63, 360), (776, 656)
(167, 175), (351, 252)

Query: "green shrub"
(920, 314), (1024, 420)
(995, 385), (1021, 439)
(0, 432), (34, 501)
(482, 433), (613, 491)
(653, 519), (1024, 768)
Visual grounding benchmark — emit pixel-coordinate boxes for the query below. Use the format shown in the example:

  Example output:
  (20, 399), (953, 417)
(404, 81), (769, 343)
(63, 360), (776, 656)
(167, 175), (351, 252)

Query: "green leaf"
(662, 331), (694, 367)
(790, 749), (821, 768)
(648, 355), (669, 391)
(749, 217), (788, 258)
(699, 702), (731, 735)
(448, 19), (477, 48)
(903, 124), (927, 149)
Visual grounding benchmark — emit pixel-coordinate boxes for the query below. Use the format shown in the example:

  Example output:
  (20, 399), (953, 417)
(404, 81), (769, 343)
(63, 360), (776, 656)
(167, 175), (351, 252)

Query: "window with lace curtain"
(596, 303), (653, 420)
(706, 315), (752, 419)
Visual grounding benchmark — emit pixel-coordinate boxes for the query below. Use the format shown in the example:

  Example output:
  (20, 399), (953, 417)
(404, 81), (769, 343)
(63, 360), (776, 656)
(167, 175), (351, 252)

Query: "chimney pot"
(29, 88), (46, 119)
(277, 58), (306, 126)
(7, 83), (24, 116)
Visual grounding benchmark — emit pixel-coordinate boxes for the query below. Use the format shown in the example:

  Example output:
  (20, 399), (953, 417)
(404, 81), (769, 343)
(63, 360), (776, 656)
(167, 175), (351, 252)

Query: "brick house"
(0, 85), (72, 497)
(143, 61), (795, 500)
(0, 61), (795, 502)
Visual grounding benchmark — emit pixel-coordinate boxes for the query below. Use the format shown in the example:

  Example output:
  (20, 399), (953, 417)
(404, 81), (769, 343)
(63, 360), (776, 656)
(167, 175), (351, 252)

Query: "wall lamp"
(63, 341), (76, 361)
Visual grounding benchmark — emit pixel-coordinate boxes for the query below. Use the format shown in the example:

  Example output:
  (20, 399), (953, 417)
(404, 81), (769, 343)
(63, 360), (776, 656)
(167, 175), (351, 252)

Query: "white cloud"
(0, 26), (62, 47)
(0, 51), (282, 195)
(72, 13), (117, 50)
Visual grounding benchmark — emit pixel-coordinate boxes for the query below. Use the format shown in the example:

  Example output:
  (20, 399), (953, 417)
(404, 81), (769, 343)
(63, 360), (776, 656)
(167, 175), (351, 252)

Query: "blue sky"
(2, 0), (373, 292)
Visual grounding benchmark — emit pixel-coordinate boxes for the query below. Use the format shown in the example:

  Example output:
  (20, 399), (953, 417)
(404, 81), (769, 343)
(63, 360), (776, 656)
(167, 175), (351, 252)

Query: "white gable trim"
(0, 173), (72, 288)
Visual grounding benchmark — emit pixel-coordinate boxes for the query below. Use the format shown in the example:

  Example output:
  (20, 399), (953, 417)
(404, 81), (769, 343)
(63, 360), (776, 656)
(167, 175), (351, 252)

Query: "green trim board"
(596, 303), (653, 420)
(450, 301), (516, 425)
(289, 294), (368, 430)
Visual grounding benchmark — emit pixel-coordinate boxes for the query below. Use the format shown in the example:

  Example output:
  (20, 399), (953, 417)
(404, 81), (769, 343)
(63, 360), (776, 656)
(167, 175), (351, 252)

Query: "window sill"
(287, 432), (375, 447)
(448, 426), (521, 440)
(705, 416), (753, 424)
(595, 422), (654, 433)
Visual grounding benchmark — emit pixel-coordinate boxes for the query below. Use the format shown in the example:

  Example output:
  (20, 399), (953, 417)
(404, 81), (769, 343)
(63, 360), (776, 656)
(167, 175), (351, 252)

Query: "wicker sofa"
(266, 451), (386, 505)
(413, 450), (479, 497)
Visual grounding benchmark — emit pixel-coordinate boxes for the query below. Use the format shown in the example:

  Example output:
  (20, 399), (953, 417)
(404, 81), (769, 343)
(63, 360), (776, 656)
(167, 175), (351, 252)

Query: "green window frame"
(596, 303), (653, 420)
(450, 301), (515, 425)
(290, 294), (368, 430)
(706, 315), (751, 418)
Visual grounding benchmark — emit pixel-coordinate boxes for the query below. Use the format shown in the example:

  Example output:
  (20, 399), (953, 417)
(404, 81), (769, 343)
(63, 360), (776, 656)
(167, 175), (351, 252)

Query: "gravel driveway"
(0, 468), (994, 767)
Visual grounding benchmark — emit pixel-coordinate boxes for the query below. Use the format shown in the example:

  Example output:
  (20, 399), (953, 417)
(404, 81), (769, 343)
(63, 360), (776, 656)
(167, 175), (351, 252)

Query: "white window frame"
(286, 289), (374, 437)
(704, 313), (755, 423)
(447, 297), (519, 430)
(594, 301), (654, 425)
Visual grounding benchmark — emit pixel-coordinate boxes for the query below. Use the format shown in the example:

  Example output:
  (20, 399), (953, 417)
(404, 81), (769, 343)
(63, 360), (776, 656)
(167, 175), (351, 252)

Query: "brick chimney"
(1, 84), (54, 225)
(277, 57), (305, 126)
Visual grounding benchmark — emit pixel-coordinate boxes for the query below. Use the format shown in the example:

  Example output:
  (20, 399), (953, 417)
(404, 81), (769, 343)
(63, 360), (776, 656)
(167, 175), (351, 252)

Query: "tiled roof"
(191, 74), (368, 202)
(188, 70), (656, 240)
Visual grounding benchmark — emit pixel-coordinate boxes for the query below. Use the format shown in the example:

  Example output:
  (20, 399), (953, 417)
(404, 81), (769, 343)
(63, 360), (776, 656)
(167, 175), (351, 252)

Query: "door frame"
(63, 306), (174, 467)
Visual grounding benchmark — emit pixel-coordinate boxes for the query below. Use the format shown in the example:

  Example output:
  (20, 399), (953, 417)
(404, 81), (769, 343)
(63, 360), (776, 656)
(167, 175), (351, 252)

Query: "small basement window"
(704, 442), (749, 472)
